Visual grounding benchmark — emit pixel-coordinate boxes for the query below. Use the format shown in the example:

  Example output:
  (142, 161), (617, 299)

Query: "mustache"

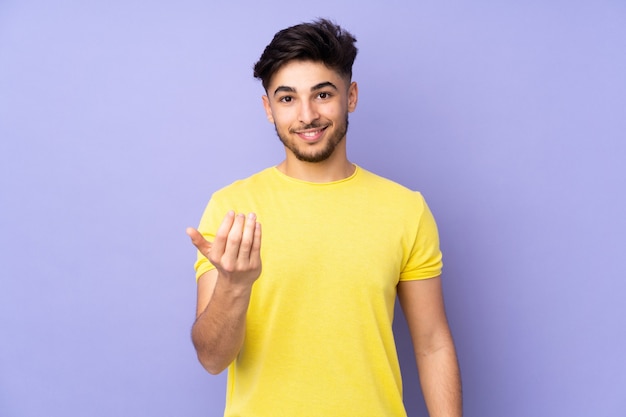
(289, 122), (327, 133)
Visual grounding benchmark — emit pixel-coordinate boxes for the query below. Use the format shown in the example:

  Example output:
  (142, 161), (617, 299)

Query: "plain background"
(1, 1), (625, 416)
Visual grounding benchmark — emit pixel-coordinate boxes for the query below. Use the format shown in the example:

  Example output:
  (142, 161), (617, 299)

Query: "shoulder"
(357, 167), (427, 206)
(212, 167), (276, 197)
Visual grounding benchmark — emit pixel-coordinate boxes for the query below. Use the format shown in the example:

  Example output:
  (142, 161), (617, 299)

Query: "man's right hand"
(187, 211), (262, 290)
(187, 211), (262, 374)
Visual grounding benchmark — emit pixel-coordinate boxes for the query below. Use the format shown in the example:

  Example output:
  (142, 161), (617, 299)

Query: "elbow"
(190, 320), (239, 375)
(205, 367), (223, 376)
(191, 331), (231, 375)
(415, 329), (457, 359)
(196, 352), (229, 375)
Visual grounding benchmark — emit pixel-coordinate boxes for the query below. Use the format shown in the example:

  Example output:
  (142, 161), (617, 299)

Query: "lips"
(295, 126), (327, 142)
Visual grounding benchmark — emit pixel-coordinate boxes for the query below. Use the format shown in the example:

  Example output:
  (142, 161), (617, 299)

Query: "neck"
(277, 153), (355, 183)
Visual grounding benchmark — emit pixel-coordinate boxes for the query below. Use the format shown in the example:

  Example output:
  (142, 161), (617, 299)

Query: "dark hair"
(253, 19), (358, 90)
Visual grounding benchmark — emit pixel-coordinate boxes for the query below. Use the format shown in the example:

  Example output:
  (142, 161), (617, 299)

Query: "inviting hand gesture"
(187, 211), (262, 289)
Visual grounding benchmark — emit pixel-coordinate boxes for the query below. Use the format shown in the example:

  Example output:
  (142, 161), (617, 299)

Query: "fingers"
(249, 221), (262, 267)
(237, 213), (258, 261)
(186, 227), (212, 257)
(210, 210), (236, 258)
(191, 211), (261, 268)
(224, 213), (247, 259)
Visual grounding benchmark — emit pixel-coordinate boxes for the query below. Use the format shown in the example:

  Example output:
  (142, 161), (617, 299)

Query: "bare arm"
(397, 277), (462, 417)
(187, 211), (262, 375)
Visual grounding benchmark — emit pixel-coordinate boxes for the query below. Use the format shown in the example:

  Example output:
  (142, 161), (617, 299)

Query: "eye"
(318, 92), (331, 99)
(279, 96), (293, 103)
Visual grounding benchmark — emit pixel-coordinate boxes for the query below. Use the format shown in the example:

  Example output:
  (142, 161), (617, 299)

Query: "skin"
(187, 60), (462, 415)
(262, 59), (359, 183)
(186, 212), (261, 374)
(398, 278), (463, 416)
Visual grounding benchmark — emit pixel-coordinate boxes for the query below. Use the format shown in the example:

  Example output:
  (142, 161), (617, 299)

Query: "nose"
(298, 100), (320, 125)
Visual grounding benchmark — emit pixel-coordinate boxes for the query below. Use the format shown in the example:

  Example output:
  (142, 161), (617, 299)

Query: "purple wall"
(1, 1), (624, 416)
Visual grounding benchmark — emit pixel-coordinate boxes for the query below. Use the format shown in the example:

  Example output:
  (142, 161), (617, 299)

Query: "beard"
(275, 115), (349, 163)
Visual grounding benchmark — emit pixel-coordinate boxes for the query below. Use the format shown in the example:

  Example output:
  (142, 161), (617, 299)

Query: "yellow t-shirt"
(195, 166), (442, 417)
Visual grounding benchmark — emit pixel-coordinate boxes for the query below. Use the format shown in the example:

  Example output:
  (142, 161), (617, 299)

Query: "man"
(187, 19), (462, 417)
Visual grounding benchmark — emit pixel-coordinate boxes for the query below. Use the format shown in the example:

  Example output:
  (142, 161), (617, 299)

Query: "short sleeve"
(399, 193), (443, 281)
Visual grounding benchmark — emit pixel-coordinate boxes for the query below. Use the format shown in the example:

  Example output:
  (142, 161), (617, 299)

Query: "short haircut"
(253, 19), (358, 91)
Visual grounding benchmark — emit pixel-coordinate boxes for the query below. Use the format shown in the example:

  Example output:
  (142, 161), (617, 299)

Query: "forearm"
(416, 339), (462, 417)
(191, 279), (252, 375)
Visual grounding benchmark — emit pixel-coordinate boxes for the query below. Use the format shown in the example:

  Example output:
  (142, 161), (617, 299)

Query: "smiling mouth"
(294, 126), (328, 141)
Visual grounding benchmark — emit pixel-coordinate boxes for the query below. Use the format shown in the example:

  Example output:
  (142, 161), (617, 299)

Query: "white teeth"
(302, 130), (320, 137)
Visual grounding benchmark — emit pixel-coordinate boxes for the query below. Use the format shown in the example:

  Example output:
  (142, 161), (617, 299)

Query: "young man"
(187, 19), (462, 417)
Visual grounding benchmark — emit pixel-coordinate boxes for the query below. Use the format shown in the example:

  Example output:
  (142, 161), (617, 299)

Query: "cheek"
(270, 114), (291, 132)
(271, 108), (297, 126)
(325, 105), (347, 121)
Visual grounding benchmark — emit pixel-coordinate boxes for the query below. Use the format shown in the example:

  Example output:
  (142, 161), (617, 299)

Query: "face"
(262, 60), (358, 163)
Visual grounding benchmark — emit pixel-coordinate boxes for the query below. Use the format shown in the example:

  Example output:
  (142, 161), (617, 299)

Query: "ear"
(347, 81), (358, 113)
(262, 95), (274, 123)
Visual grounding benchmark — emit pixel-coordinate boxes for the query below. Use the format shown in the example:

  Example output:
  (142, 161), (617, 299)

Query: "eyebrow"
(273, 81), (339, 97)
